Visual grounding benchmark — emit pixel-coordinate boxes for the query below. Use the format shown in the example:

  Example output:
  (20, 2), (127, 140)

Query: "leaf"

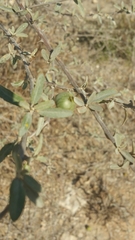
(0, 143), (14, 163)
(94, 89), (117, 103)
(19, 112), (32, 137)
(110, 164), (122, 169)
(12, 145), (23, 172)
(36, 156), (48, 162)
(0, 85), (29, 108)
(15, 23), (28, 35)
(19, 101), (30, 110)
(9, 178), (25, 221)
(34, 100), (55, 111)
(0, 5), (13, 12)
(23, 174), (41, 193)
(36, 117), (45, 136)
(119, 149), (135, 163)
(11, 80), (24, 87)
(31, 73), (45, 106)
(108, 100), (115, 109)
(15, 33), (28, 37)
(77, 106), (87, 113)
(50, 44), (62, 61)
(34, 133), (43, 156)
(41, 49), (49, 62)
(89, 103), (103, 112)
(31, 48), (38, 57)
(122, 161), (129, 169)
(39, 108), (73, 118)
(87, 92), (97, 105)
(114, 133), (124, 148)
(74, 97), (84, 106)
(24, 183), (43, 208)
(0, 53), (11, 63)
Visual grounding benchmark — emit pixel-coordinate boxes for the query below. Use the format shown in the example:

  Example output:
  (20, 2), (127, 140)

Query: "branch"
(15, 1), (123, 158)
(0, 23), (34, 94)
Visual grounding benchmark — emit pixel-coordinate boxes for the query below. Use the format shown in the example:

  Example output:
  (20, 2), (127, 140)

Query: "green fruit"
(55, 92), (76, 110)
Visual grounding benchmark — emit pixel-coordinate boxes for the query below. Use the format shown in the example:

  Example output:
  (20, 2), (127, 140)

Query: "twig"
(0, 23), (34, 94)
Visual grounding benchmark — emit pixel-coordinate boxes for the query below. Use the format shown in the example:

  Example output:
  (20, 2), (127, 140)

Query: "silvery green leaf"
(94, 89), (117, 103)
(114, 133), (123, 148)
(11, 81), (24, 87)
(31, 48), (38, 57)
(8, 43), (15, 55)
(34, 100), (55, 111)
(15, 23), (28, 35)
(39, 108), (73, 118)
(87, 92), (97, 105)
(50, 44), (62, 61)
(119, 149), (135, 163)
(89, 103), (103, 112)
(74, 97), (84, 106)
(31, 73), (45, 106)
(0, 53), (11, 63)
(110, 164), (122, 169)
(122, 161), (129, 169)
(108, 100), (115, 109)
(32, 10), (39, 21)
(34, 134), (43, 156)
(41, 93), (48, 101)
(19, 112), (32, 137)
(41, 49), (49, 62)
(36, 117), (45, 136)
(15, 33), (28, 37)
(0, 5), (13, 12)
(77, 106), (87, 114)
(19, 101), (30, 110)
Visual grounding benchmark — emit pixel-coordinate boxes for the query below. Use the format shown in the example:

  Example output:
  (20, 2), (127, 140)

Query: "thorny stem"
(0, 23), (34, 94)
(92, 110), (116, 146)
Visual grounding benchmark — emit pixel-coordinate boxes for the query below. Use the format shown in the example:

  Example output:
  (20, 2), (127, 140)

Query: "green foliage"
(0, 85), (29, 109)
(0, 143), (15, 163)
(19, 112), (33, 137)
(9, 178), (26, 222)
(39, 107), (74, 118)
(31, 73), (46, 106)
